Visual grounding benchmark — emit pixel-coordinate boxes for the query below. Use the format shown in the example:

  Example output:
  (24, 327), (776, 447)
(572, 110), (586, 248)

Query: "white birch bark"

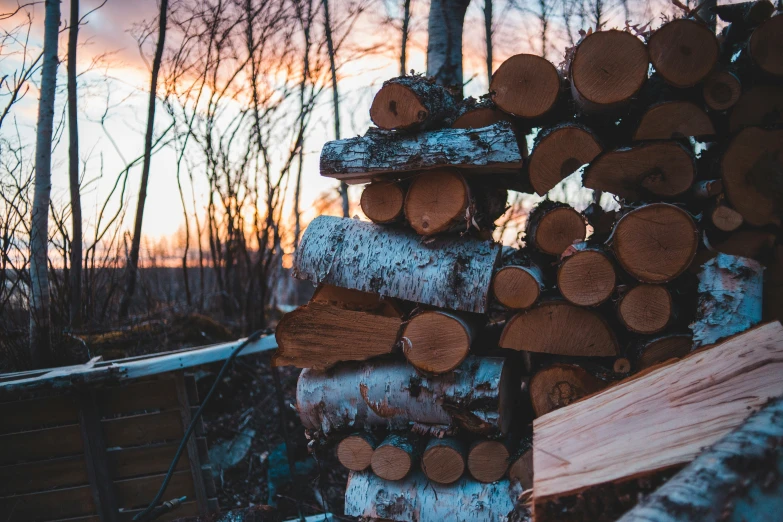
(345, 471), (522, 522)
(293, 216), (501, 314)
(426, 0), (471, 95)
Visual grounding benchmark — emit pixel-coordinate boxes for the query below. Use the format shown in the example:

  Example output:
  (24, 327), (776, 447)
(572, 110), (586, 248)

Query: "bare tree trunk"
(484, 0), (493, 87)
(426, 0), (471, 97)
(29, 0), (61, 367)
(293, 0), (312, 251)
(119, 0), (169, 320)
(68, 0), (82, 328)
(400, 0), (412, 75)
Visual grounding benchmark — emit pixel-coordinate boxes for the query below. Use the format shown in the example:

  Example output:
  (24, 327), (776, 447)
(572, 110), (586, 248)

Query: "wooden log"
(529, 363), (609, 417)
(525, 201), (586, 256)
(319, 122), (525, 185)
(296, 356), (512, 437)
(533, 321), (783, 519)
(311, 284), (400, 316)
(749, 14), (783, 77)
(421, 437), (466, 485)
(467, 440), (510, 483)
(693, 229), (777, 272)
(728, 84), (783, 132)
(402, 310), (473, 375)
(450, 97), (515, 134)
(360, 181), (406, 224)
(630, 333), (693, 370)
(583, 142), (697, 200)
(344, 470), (521, 521)
(692, 179), (723, 199)
(337, 433), (377, 472)
(648, 19), (719, 88)
(617, 395), (783, 522)
(293, 216), (501, 314)
(691, 253), (764, 348)
(507, 437), (533, 489)
(490, 54), (562, 118)
(611, 203), (699, 283)
(528, 124), (602, 196)
(709, 203), (744, 232)
(557, 243), (616, 307)
(403, 169), (470, 235)
(702, 69), (742, 111)
(492, 265), (545, 310)
(370, 76), (456, 131)
(569, 30), (648, 113)
(499, 300), (619, 357)
(721, 126), (783, 227)
(371, 433), (421, 481)
(617, 284), (674, 335)
(633, 101), (715, 141)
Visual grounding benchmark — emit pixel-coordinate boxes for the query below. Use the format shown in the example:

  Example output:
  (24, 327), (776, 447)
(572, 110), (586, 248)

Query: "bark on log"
(525, 201), (586, 256)
(490, 54), (562, 118)
(617, 395), (783, 522)
(529, 363), (609, 417)
(499, 300), (619, 357)
(293, 216), (501, 314)
(296, 356), (512, 437)
(319, 122), (525, 185)
(692, 179), (723, 199)
(715, 0), (775, 64)
(402, 310), (473, 375)
(630, 333), (693, 370)
(611, 203), (699, 283)
(583, 142), (697, 200)
(421, 437), (466, 484)
(361, 181), (406, 224)
(337, 433), (377, 471)
(492, 265), (546, 310)
(557, 243), (616, 307)
(370, 75), (457, 131)
(371, 432), (421, 481)
(702, 69), (742, 111)
(691, 253), (764, 348)
(344, 471), (522, 522)
(633, 101), (715, 141)
(617, 284), (674, 335)
(728, 84), (783, 132)
(528, 124), (602, 196)
(749, 14), (783, 77)
(569, 30), (648, 113)
(468, 440), (510, 483)
(721, 126), (783, 227)
(507, 437), (533, 489)
(648, 19), (719, 88)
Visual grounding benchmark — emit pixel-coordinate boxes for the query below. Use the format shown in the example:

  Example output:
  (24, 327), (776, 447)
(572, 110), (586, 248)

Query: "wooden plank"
(183, 374), (199, 405)
(78, 391), (120, 522)
(102, 410), (183, 448)
(107, 442), (189, 480)
(0, 484), (96, 521)
(0, 394), (79, 435)
(97, 378), (179, 417)
(113, 470), (195, 510)
(0, 455), (89, 495)
(0, 424), (83, 465)
(533, 322), (783, 507)
(175, 374), (209, 514)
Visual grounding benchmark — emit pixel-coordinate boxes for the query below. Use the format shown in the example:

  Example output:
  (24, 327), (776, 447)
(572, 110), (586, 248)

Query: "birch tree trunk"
(400, 0), (412, 75)
(29, 0), (61, 367)
(118, 0), (168, 320)
(427, 0), (471, 96)
(68, 0), (82, 328)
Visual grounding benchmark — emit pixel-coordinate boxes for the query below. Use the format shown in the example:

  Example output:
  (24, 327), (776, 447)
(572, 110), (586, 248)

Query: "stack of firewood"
(276, 3), (783, 521)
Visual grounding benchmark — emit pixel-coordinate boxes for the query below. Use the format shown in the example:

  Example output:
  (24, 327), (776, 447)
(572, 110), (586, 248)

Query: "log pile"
(276, 5), (783, 520)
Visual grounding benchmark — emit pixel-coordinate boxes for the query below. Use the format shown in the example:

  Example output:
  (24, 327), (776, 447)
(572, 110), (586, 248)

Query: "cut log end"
(360, 181), (406, 224)
(729, 85), (783, 132)
(529, 125), (602, 195)
(492, 265), (544, 310)
(402, 311), (472, 375)
(370, 82), (428, 130)
(613, 357), (632, 374)
(749, 14), (783, 77)
(618, 284), (673, 335)
(530, 363), (608, 417)
(421, 438), (466, 484)
(468, 441), (510, 483)
(635, 334), (693, 370)
(508, 449), (533, 489)
(371, 434), (416, 481)
(633, 101), (715, 141)
(703, 70), (741, 111)
(612, 204), (699, 283)
(648, 19), (719, 88)
(558, 249), (616, 307)
(452, 107), (508, 130)
(527, 204), (586, 256)
(710, 205), (744, 232)
(337, 434), (376, 471)
(404, 169), (469, 235)
(491, 54), (561, 118)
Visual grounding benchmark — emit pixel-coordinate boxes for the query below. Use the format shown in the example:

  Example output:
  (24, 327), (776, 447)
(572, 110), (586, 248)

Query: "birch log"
(617, 395), (783, 522)
(690, 254), (764, 348)
(296, 356), (512, 437)
(345, 471), (522, 522)
(370, 75), (456, 131)
(293, 216), (501, 314)
(319, 122), (525, 185)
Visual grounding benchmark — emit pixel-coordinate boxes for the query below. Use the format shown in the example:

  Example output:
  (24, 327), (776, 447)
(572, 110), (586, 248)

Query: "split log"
(647, 19), (719, 88)
(492, 265), (545, 310)
(490, 54), (561, 118)
(369, 76), (456, 131)
(632, 101), (715, 141)
(467, 440), (510, 483)
(528, 125), (602, 196)
(421, 437), (466, 484)
(691, 253), (763, 348)
(617, 284), (674, 335)
(692, 179), (723, 199)
(749, 14), (783, 77)
(293, 216), (502, 314)
(311, 285), (400, 315)
(611, 203), (699, 283)
(630, 333), (693, 370)
(533, 321), (783, 519)
(319, 122), (525, 185)
(499, 300), (619, 357)
(530, 363), (609, 417)
(360, 181), (406, 224)
(337, 433), (377, 471)
(557, 243), (616, 307)
(507, 438), (533, 489)
(617, 395), (783, 522)
(709, 203), (744, 232)
(371, 433), (421, 481)
(702, 69), (742, 111)
(344, 471), (521, 522)
(525, 201), (586, 256)
(296, 356), (512, 437)
(728, 84), (783, 132)
(583, 142), (697, 200)
(569, 30), (648, 113)
(402, 311), (473, 375)
(721, 126), (783, 227)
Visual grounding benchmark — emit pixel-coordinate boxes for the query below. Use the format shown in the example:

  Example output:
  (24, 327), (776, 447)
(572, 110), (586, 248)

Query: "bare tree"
(400, 0), (411, 74)
(426, 0), (471, 96)
(484, 0), (493, 87)
(67, 0), (83, 328)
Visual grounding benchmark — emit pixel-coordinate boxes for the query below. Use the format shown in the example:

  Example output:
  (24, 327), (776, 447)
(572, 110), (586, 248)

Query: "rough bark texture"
(296, 356), (512, 437)
(449, 97), (513, 133)
(426, 0), (471, 96)
(370, 75), (457, 131)
(345, 471), (522, 521)
(617, 395), (783, 522)
(319, 122), (525, 185)
(691, 253), (763, 348)
(293, 216), (501, 313)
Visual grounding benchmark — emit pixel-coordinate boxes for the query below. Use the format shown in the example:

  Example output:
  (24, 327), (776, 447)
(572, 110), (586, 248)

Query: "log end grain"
(749, 14), (783, 77)
(491, 54), (561, 118)
(530, 363), (608, 417)
(558, 249), (616, 307)
(421, 439), (466, 484)
(492, 265), (544, 310)
(468, 441), (510, 483)
(402, 311), (472, 375)
(529, 125), (602, 196)
(337, 434), (376, 471)
(710, 205), (744, 232)
(371, 82), (428, 130)
(404, 169), (469, 235)
(360, 181), (406, 224)
(508, 449), (534, 489)
(618, 284), (673, 335)
(371, 443), (413, 481)
(633, 101), (715, 141)
(526, 202), (586, 256)
(648, 19), (719, 88)
(635, 334), (693, 370)
(703, 70), (742, 111)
